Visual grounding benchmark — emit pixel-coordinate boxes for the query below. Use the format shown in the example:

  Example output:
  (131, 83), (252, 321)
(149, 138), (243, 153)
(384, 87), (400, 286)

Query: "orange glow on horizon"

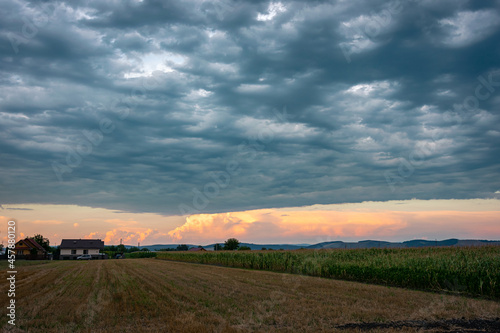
(1, 199), (500, 245)
(168, 209), (500, 244)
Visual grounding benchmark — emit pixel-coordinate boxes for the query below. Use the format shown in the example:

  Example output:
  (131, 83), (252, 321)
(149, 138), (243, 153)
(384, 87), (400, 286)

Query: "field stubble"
(0, 258), (499, 332)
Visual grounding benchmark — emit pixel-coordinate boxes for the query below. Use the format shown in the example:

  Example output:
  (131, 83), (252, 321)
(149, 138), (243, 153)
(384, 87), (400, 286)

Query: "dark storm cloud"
(0, 0), (499, 214)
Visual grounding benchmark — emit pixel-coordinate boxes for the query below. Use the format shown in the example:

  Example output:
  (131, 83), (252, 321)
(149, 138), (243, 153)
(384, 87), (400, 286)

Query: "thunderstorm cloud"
(0, 0), (499, 216)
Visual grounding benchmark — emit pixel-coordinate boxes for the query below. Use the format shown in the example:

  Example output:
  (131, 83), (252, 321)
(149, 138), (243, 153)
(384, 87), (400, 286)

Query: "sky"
(1, 0), (499, 246)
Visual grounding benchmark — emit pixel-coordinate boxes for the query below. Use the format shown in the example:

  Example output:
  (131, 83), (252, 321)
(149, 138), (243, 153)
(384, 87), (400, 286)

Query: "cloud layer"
(0, 0), (499, 215)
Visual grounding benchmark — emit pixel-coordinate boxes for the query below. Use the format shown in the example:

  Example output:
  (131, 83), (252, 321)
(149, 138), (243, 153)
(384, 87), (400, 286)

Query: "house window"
(83, 250), (88, 254)
(71, 250), (76, 255)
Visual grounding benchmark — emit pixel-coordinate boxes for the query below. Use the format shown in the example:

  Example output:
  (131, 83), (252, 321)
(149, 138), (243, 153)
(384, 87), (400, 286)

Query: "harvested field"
(1, 259), (499, 332)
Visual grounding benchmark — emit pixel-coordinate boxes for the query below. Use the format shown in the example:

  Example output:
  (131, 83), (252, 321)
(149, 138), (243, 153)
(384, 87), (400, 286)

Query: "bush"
(127, 252), (157, 258)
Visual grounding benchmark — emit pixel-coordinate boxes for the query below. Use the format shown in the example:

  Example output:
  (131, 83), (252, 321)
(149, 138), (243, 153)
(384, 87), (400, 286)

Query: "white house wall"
(60, 249), (101, 255)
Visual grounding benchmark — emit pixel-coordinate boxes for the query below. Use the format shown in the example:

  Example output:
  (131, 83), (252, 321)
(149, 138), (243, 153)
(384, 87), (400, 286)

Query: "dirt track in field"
(336, 318), (500, 332)
(1, 259), (499, 332)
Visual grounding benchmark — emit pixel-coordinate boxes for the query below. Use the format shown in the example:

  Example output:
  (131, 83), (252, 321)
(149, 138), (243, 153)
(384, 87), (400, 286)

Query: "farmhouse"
(188, 247), (206, 252)
(14, 238), (47, 259)
(60, 239), (104, 260)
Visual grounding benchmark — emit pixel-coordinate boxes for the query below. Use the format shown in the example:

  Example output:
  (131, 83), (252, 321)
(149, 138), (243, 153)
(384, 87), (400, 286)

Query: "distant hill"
(307, 239), (500, 249)
(117, 239), (500, 251)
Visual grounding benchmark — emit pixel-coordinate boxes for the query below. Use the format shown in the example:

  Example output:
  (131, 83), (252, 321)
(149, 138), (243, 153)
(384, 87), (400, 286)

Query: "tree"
(223, 238), (240, 251)
(117, 244), (126, 253)
(238, 246), (251, 251)
(141, 247), (149, 252)
(214, 243), (222, 251)
(50, 246), (60, 256)
(32, 234), (51, 253)
(128, 246), (139, 253)
(176, 244), (189, 251)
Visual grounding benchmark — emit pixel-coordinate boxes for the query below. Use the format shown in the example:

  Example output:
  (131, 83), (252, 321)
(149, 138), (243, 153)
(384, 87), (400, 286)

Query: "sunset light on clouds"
(2, 199), (499, 246)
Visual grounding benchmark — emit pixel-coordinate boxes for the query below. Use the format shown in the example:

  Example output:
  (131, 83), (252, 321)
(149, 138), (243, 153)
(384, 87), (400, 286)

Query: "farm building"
(188, 247), (206, 252)
(14, 238), (47, 259)
(60, 239), (105, 260)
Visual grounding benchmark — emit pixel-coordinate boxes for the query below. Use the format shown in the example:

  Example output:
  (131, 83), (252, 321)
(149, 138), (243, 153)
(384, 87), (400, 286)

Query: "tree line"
(158, 238), (251, 252)
(103, 245), (151, 253)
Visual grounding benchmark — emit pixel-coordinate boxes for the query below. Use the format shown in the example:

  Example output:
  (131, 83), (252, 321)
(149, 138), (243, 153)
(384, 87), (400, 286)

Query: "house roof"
(188, 247), (206, 251)
(60, 239), (104, 249)
(15, 238), (46, 252)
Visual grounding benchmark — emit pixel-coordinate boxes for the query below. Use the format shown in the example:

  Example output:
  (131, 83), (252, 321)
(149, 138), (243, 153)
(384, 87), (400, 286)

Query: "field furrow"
(1, 258), (500, 332)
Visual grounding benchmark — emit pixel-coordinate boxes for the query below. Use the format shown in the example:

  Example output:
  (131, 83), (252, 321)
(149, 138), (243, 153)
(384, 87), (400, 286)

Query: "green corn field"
(156, 246), (500, 298)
